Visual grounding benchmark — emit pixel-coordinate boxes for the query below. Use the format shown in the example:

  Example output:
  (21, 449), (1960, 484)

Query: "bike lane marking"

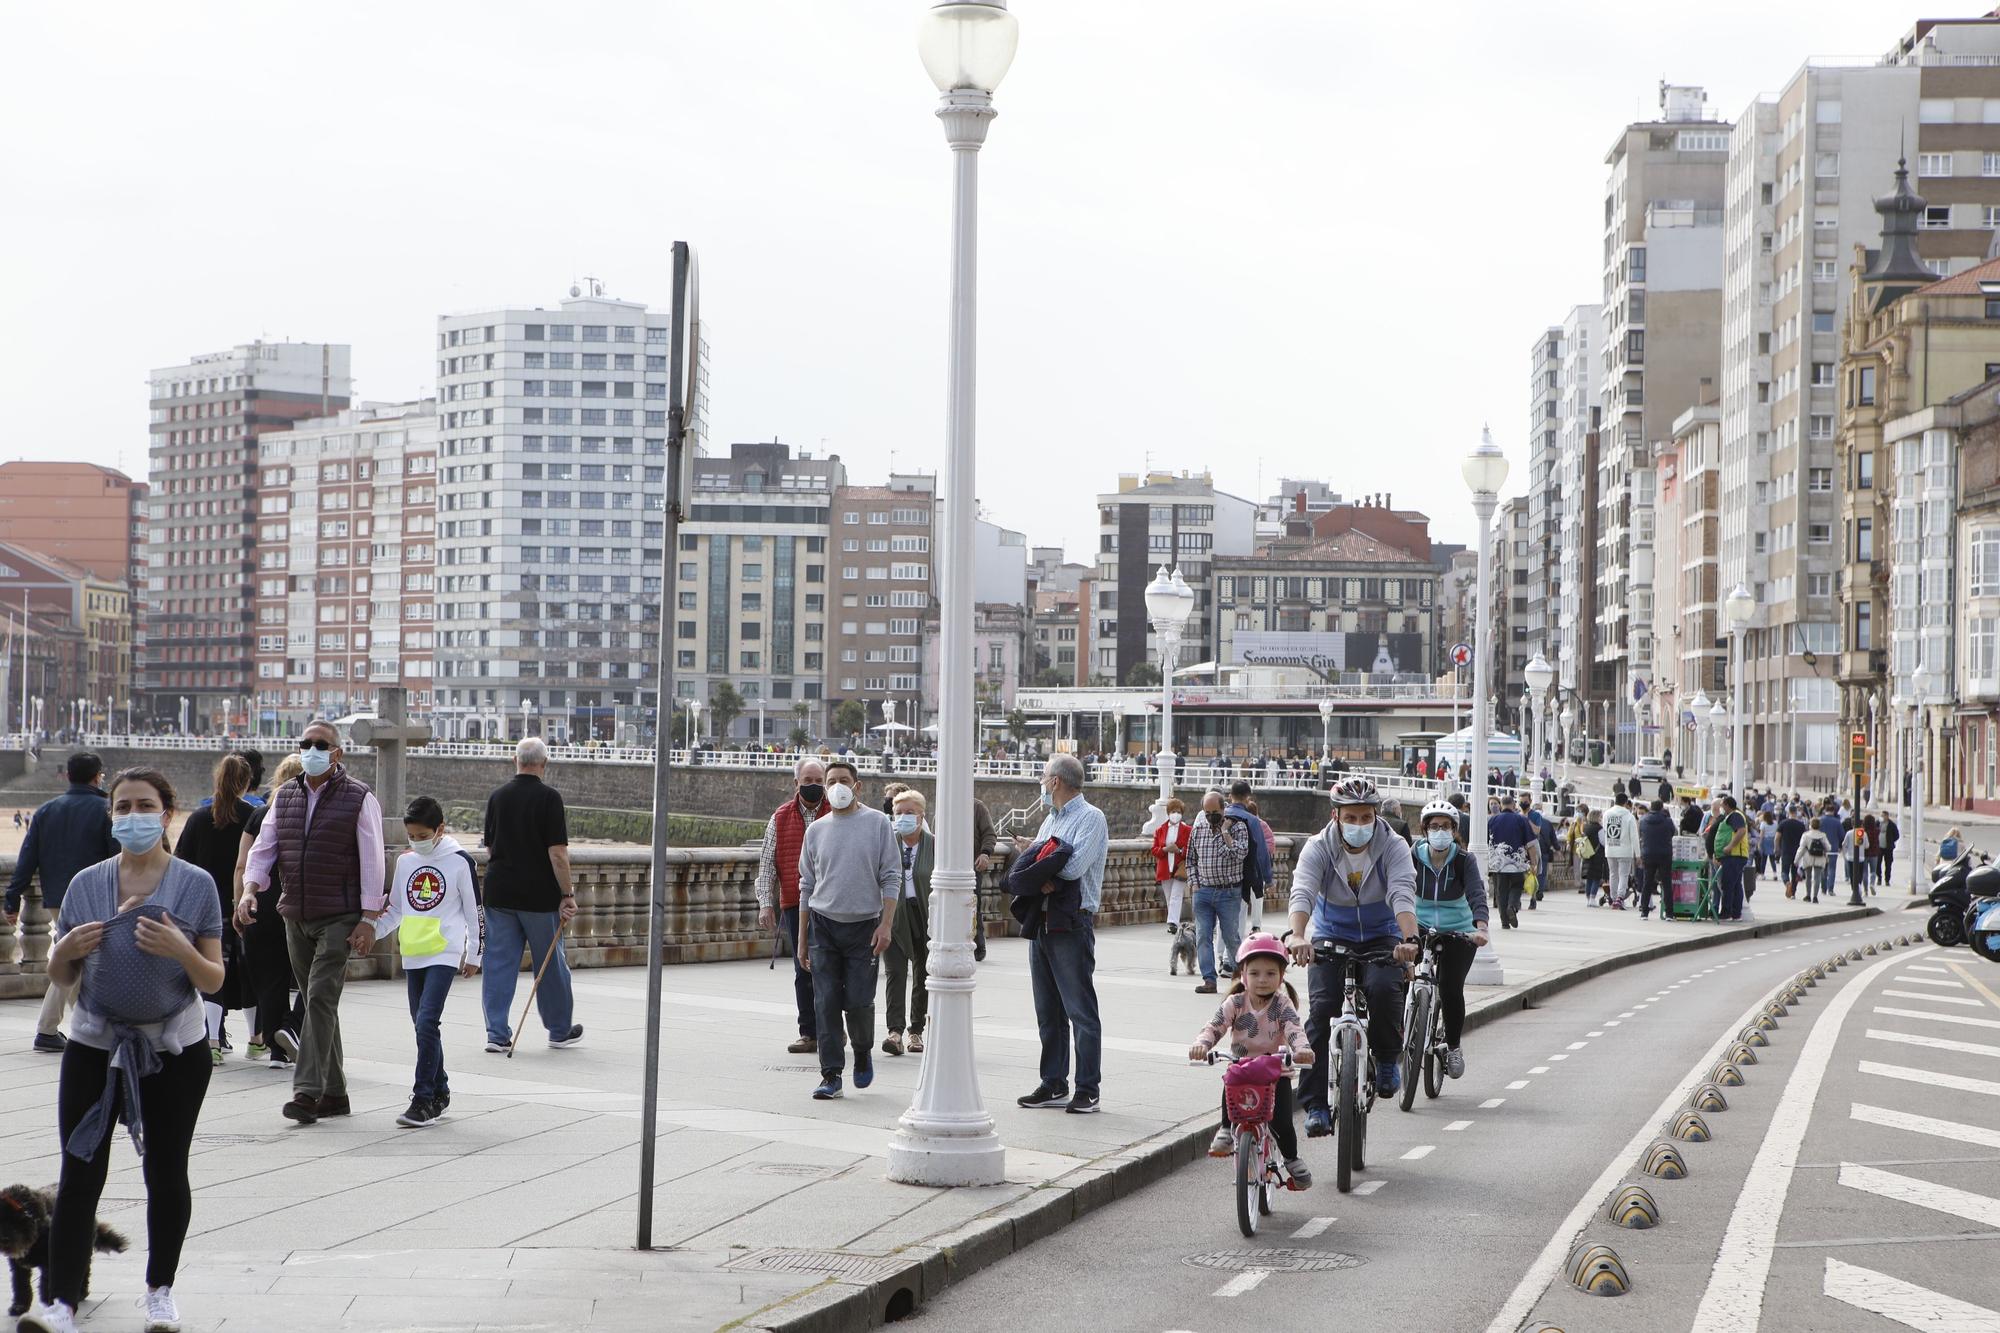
(1212, 1270), (1270, 1298)
(1904, 964), (1950, 974)
(1949, 961), (2000, 1012)
(1864, 1029), (2000, 1061)
(1880, 990), (1985, 1007)
(1402, 1145), (1436, 1160)
(1479, 1098), (1506, 1108)
(1290, 1216), (1336, 1239)
(1687, 948), (1915, 1333)
(1873, 1005), (2000, 1031)
(1505, 1080), (1530, 1090)
(1857, 1061), (2000, 1098)
(1352, 1179), (1386, 1195)
(1888, 977), (1965, 989)
(1444, 1120), (1473, 1131)
(1837, 1164), (2000, 1228)
(1850, 1103), (2000, 1149)
(1822, 1257), (2000, 1331)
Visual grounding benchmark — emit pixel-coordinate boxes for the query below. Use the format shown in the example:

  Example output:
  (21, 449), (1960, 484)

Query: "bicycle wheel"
(1399, 988), (1429, 1112)
(1423, 1002), (1445, 1099)
(1235, 1130), (1259, 1237)
(1257, 1141), (1275, 1216)
(1335, 1028), (1358, 1194)
(1354, 1053), (1370, 1171)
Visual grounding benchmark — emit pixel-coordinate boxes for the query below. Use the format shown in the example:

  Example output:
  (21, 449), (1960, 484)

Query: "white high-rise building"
(1554, 302), (1602, 707)
(1526, 327), (1564, 668)
(431, 290), (706, 744)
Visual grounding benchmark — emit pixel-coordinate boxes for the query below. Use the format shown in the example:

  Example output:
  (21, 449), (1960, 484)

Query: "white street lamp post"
(1686, 690), (1710, 788)
(1145, 565), (1195, 821)
(1709, 696), (1728, 792)
(1317, 696), (1334, 769)
(1559, 699), (1574, 787)
(688, 699), (702, 752)
(1461, 426), (1509, 987)
(1725, 583), (1754, 799)
(889, 0), (1017, 1189)
(1523, 651), (1553, 801)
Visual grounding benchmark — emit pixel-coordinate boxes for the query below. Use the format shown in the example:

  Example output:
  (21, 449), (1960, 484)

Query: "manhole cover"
(723, 1249), (907, 1282)
(746, 1163), (837, 1179)
(1184, 1248), (1366, 1273)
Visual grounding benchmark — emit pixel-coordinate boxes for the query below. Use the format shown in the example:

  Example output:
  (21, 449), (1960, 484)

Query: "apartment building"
(1597, 85), (1729, 764)
(922, 602), (1028, 716)
(1554, 303), (1603, 713)
(250, 401), (438, 735)
(145, 341), (351, 731)
(1663, 405), (1724, 765)
(1253, 480), (1343, 541)
(1096, 472), (1257, 685)
(0, 541), (132, 724)
(1526, 327), (1565, 667)
(431, 291), (699, 745)
(1950, 381), (2000, 812)
(827, 480), (935, 734)
(1489, 496), (1531, 729)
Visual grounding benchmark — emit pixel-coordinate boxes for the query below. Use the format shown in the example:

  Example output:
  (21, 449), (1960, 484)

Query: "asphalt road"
(909, 912), (2000, 1333)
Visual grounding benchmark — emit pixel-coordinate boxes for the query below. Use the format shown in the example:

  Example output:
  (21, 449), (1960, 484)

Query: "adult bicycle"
(1195, 1049), (1300, 1236)
(1312, 939), (1401, 1193)
(1400, 927), (1475, 1109)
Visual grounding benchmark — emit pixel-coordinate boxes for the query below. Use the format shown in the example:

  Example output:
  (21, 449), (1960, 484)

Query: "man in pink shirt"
(235, 719), (385, 1124)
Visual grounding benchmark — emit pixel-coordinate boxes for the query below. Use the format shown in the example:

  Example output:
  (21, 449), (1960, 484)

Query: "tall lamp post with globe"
(1318, 696), (1335, 769)
(1524, 651), (1553, 796)
(1145, 565), (1196, 822)
(1461, 428), (1509, 986)
(888, 0), (1018, 1190)
(1725, 583), (1755, 798)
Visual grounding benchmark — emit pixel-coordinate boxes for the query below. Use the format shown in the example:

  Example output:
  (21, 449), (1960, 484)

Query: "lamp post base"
(1467, 943), (1505, 986)
(886, 941), (1006, 1188)
(887, 1131), (1008, 1187)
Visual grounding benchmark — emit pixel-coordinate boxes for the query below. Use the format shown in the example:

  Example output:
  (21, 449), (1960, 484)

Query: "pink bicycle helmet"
(1235, 932), (1289, 969)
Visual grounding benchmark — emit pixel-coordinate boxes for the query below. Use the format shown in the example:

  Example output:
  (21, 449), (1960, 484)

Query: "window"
(1924, 206), (1952, 230)
(1857, 451), (1874, 489)
(1676, 129), (1729, 152)
(1986, 153), (2000, 178)
(1813, 260), (1836, 282)
(1809, 414), (1833, 440)
(1815, 152), (1840, 178)
(1919, 152), (1953, 178)
(1855, 602), (1873, 652)
(1808, 467), (1831, 493)
(1811, 362), (1834, 387)
(1813, 312), (1835, 334)
(1921, 99), (1956, 124)
(1972, 617), (1999, 684)
(1856, 365), (1876, 405)
(1808, 522), (1831, 545)
(1986, 206), (2000, 231)
(1973, 529), (2000, 596)
(1806, 572), (1831, 598)
(1856, 516), (1873, 562)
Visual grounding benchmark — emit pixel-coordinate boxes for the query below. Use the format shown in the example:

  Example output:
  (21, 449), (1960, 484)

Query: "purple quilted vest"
(272, 768), (372, 922)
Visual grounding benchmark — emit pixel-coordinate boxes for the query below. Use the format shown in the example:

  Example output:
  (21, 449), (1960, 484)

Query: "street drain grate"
(746, 1162), (839, 1180)
(1184, 1248), (1366, 1273)
(723, 1249), (907, 1282)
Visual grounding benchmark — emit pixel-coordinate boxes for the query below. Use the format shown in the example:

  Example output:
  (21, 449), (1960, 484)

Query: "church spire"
(1863, 151), (1933, 288)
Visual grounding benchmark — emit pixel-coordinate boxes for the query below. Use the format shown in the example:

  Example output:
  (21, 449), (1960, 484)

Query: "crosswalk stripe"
(1850, 1103), (2000, 1149)
(1858, 1061), (2000, 1098)
(1866, 1029), (2000, 1061)
(1874, 1006), (2000, 1031)
(1890, 977), (1966, 990)
(1822, 1257), (2000, 1331)
(1880, 989), (1985, 1008)
(1838, 1163), (2000, 1228)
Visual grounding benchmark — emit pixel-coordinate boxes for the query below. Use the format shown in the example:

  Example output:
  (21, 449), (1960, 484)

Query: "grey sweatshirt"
(798, 805), (902, 922)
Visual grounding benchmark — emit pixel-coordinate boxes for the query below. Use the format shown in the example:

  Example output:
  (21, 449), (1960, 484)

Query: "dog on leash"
(1169, 922), (1198, 975)
(1, 1183), (128, 1317)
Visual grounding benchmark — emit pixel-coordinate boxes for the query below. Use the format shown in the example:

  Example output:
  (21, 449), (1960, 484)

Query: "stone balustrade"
(0, 836), (1300, 998)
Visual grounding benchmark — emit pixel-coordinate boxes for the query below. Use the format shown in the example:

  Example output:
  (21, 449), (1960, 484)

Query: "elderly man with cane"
(480, 737), (582, 1053)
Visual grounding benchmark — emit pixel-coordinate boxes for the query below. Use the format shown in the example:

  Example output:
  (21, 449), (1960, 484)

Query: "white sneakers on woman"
(18, 1301), (79, 1333)
(144, 1285), (183, 1331)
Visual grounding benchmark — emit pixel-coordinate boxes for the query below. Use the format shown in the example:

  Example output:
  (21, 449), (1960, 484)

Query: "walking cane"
(506, 918), (569, 1060)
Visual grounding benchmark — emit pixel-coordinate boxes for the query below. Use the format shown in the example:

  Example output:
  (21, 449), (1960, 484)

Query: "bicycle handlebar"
(1310, 940), (1402, 966)
(1192, 1050), (1297, 1071)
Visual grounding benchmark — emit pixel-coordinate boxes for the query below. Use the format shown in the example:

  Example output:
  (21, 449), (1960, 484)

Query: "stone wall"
(0, 837), (1298, 1000)
(7, 746), (1336, 839)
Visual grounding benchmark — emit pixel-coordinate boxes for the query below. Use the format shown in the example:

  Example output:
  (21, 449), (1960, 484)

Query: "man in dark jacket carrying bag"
(1637, 800), (1676, 919)
(5, 751), (115, 1051)
(1012, 755), (1109, 1115)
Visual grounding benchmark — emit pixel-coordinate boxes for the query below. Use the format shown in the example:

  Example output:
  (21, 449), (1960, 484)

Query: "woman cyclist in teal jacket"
(1409, 798), (1490, 1080)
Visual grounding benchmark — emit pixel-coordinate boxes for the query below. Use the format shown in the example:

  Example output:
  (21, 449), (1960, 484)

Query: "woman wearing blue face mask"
(881, 789), (933, 1057)
(1410, 799), (1490, 1079)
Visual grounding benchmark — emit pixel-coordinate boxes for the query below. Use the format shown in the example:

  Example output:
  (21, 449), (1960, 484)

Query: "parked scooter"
(1926, 855), (1995, 948)
(1969, 892), (2000, 964)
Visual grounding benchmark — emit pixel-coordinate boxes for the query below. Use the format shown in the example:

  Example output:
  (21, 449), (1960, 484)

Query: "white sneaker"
(144, 1285), (183, 1331)
(1445, 1047), (1466, 1079)
(19, 1300), (80, 1333)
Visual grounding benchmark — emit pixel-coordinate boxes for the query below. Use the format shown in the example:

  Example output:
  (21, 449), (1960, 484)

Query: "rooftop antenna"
(583, 275), (604, 298)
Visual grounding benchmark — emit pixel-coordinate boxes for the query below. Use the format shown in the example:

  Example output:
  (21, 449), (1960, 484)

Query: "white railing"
(1020, 680), (1459, 707)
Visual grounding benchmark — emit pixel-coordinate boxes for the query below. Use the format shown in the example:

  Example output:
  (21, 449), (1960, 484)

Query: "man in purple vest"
(237, 719), (386, 1124)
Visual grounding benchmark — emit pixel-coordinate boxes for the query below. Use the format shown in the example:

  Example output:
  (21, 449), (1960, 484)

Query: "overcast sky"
(0, 1), (1939, 559)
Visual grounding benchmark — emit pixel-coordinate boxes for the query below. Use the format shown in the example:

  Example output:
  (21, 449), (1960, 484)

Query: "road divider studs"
(1689, 1083), (1730, 1113)
(1728, 1041), (1759, 1066)
(1567, 1242), (1633, 1296)
(1847, 948), (1863, 961)
(1666, 1110), (1712, 1142)
(1900, 933), (1917, 946)
(1739, 1025), (1770, 1047)
(1881, 937), (1897, 950)
(1641, 1140), (1690, 1179)
(1799, 970), (1818, 987)
(1710, 1061), (1745, 1087)
(1606, 1183), (1662, 1228)
(1864, 943), (1878, 956)
(1751, 1013), (1778, 1032)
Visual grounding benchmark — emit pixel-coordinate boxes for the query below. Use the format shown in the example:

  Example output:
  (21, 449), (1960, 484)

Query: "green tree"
(1032, 667), (1069, 688)
(834, 698), (867, 736)
(708, 681), (745, 740)
(1124, 661), (1162, 687)
(1007, 708), (1028, 743)
(791, 700), (811, 726)
(789, 725), (811, 748)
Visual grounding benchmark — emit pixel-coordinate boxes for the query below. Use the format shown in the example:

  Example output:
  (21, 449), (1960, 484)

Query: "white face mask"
(827, 782), (855, 810)
(408, 836), (439, 855)
(1167, 811), (1182, 824)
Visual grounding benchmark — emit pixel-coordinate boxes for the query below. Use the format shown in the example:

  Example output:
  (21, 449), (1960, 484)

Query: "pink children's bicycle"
(1197, 1049), (1300, 1236)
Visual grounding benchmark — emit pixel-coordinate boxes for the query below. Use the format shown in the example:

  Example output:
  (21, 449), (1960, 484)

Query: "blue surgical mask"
(112, 812), (165, 855)
(893, 814), (919, 836)
(1426, 828), (1455, 852)
(301, 747), (333, 778)
(1340, 821), (1375, 849)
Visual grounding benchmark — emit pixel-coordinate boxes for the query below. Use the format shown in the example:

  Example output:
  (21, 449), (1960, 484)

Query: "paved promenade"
(0, 886), (1884, 1332)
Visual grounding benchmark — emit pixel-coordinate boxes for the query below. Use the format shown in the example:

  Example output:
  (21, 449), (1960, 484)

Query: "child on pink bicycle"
(1188, 933), (1316, 1188)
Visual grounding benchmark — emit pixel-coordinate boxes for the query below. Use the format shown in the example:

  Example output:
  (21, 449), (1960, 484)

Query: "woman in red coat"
(1151, 797), (1192, 931)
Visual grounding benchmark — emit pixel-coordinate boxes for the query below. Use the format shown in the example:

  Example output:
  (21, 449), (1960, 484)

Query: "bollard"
(1567, 1242), (1632, 1296)
(1711, 1061), (1745, 1087)
(1728, 1041), (1759, 1066)
(1641, 1139), (1690, 1179)
(1739, 1025), (1770, 1047)
(1666, 1109), (1712, 1142)
(1689, 1082), (1730, 1113)
(1606, 1183), (1661, 1229)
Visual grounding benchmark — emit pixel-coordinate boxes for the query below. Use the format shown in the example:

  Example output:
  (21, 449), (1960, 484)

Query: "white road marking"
(1506, 1080), (1530, 1089)
(1891, 977), (1966, 989)
(1905, 965), (1951, 974)
(1479, 1098), (1506, 1109)
(1213, 1270), (1270, 1298)
(1605, 1020), (1622, 1027)
(1402, 1145), (1436, 1160)
(1874, 1006), (2000, 1031)
(1352, 1179), (1385, 1195)
(1619, 1011), (1636, 1018)
(1635, 1003), (1652, 1009)
(1568, 1041), (1590, 1050)
(1687, 949), (1910, 1332)
(1858, 1061), (2000, 1098)
(1291, 1216), (1336, 1239)
(1838, 1163), (2000, 1227)
(1851, 1103), (2000, 1150)
(1445, 1120), (1472, 1131)
(1548, 1054), (1570, 1061)
(1880, 990), (1985, 1008)
(1866, 1029), (2000, 1061)
(1484, 951), (1880, 1333)
(1529, 1066), (1550, 1074)
(1822, 1257), (2000, 1331)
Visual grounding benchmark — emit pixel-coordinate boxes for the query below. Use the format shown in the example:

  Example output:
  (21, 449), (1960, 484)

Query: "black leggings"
(1433, 935), (1479, 1046)
(1219, 1077), (1298, 1159)
(50, 1040), (212, 1304)
(243, 885), (303, 1044)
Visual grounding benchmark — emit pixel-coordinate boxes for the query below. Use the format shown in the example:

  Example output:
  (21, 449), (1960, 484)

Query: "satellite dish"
(569, 284), (581, 297)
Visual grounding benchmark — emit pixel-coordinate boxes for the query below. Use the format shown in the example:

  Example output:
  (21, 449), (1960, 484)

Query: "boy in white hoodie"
(373, 796), (483, 1128)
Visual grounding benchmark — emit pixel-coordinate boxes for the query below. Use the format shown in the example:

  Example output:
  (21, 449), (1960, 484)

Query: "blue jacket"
(1638, 808), (1677, 862)
(1412, 840), (1488, 933)
(1224, 802), (1273, 890)
(6, 783), (116, 914)
(1288, 819), (1418, 945)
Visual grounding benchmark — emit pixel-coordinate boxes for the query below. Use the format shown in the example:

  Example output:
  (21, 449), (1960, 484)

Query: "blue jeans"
(1028, 921), (1101, 1096)
(1193, 887), (1242, 984)
(406, 965), (455, 1101)
(482, 907), (574, 1044)
(780, 905), (814, 1038)
(808, 911), (879, 1078)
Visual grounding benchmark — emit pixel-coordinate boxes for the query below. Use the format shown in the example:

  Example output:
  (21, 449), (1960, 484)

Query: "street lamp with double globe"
(1144, 565), (1196, 821)
(1317, 696), (1335, 769)
(1725, 583), (1755, 799)
(888, 0), (1018, 1190)
(1461, 427), (1510, 986)
(1523, 651), (1554, 794)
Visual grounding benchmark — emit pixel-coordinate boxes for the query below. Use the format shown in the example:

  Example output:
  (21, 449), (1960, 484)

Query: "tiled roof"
(1233, 529), (1421, 565)
(1917, 254), (2000, 296)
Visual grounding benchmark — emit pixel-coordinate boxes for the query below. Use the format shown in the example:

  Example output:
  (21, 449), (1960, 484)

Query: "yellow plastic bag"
(1524, 869), (1539, 899)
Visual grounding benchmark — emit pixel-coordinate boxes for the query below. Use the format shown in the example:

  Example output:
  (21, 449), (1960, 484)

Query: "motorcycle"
(1926, 855), (1991, 948)
(1970, 894), (2000, 964)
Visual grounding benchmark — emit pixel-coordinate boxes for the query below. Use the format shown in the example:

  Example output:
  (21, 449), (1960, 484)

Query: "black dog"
(0, 1183), (128, 1317)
